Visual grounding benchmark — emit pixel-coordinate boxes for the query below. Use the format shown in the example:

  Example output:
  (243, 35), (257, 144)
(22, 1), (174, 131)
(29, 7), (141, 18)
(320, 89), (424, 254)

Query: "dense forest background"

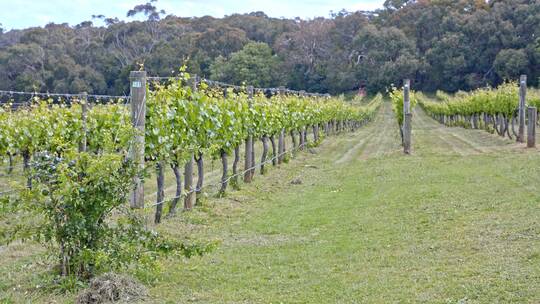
(0, 0), (538, 95)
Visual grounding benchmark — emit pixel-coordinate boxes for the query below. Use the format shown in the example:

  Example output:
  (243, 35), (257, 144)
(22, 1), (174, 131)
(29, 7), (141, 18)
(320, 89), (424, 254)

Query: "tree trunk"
(195, 153), (204, 202)
(261, 136), (269, 174)
(269, 135), (277, 166)
(231, 146), (240, 189)
(299, 128), (305, 150)
(511, 114), (518, 138)
(290, 130), (297, 151)
(168, 163), (182, 216)
(498, 114), (505, 137)
(250, 139), (255, 180)
(282, 130), (286, 160)
(277, 131), (284, 164)
(184, 155), (195, 210)
(218, 149), (228, 196)
(244, 137), (253, 183)
(493, 115), (500, 135)
(154, 161), (165, 224)
(504, 115), (512, 139)
(7, 153), (13, 174)
(22, 150), (31, 188)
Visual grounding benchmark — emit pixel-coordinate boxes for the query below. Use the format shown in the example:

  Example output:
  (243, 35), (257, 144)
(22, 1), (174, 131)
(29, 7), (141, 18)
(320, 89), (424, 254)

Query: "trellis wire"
(0, 90), (129, 100)
(0, 72), (325, 200)
(0, 75), (322, 108)
(145, 141), (308, 208)
(147, 75), (328, 97)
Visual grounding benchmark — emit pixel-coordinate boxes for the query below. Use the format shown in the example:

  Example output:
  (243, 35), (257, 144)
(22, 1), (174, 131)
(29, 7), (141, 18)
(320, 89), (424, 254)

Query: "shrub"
(2, 151), (215, 285)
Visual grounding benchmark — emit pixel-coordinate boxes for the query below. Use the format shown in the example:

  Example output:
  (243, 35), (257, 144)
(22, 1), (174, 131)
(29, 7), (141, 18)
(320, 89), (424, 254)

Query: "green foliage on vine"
(0, 99), (133, 158)
(419, 82), (520, 117)
(389, 86), (417, 126)
(0, 75), (380, 285)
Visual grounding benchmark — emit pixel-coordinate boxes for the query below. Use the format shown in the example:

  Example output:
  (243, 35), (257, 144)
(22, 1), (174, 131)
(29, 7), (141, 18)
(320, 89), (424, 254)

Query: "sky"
(0, 0), (385, 30)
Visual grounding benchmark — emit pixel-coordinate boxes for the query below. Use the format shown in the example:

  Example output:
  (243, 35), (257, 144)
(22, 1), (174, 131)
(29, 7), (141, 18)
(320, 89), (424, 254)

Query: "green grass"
(1, 103), (539, 303)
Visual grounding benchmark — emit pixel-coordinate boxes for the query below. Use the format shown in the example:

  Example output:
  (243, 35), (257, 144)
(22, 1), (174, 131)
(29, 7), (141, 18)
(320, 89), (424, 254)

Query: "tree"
(210, 42), (281, 87)
(0, 1), (539, 94)
(494, 49), (529, 80)
(127, 0), (166, 21)
(352, 25), (421, 93)
(383, 0), (413, 11)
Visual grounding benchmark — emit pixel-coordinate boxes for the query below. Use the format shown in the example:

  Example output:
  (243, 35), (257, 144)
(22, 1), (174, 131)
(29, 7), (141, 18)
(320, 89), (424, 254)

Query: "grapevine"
(417, 82), (536, 138)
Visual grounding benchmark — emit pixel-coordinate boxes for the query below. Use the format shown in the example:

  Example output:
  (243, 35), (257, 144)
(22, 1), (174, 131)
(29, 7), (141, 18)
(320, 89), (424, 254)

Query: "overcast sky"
(0, 0), (385, 30)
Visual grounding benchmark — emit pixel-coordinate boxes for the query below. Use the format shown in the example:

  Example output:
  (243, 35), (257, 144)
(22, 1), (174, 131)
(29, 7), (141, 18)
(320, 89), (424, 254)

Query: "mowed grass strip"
(1, 103), (539, 303)
(148, 153), (540, 303)
(147, 105), (540, 303)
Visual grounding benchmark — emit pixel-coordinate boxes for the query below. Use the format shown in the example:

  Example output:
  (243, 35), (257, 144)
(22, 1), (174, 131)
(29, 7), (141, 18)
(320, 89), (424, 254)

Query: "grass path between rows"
(148, 103), (540, 303)
(1, 102), (539, 303)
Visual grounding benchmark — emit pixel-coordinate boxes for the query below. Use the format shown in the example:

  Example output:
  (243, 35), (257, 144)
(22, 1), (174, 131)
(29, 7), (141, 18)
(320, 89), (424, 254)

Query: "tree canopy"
(210, 42), (281, 87)
(0, 0), (538, 95)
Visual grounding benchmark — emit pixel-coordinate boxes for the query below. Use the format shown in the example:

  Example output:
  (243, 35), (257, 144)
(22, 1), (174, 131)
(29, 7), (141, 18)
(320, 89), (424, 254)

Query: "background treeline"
(0, 0), (538, 95)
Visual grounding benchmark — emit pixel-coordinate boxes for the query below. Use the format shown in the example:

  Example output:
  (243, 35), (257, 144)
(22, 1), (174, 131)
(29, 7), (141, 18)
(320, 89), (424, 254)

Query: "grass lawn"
(1, 103), (539, 303)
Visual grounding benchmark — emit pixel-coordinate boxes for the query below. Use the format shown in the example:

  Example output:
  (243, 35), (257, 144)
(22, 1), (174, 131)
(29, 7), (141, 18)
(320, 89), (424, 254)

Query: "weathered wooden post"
(79, 92), (88, 153)
(228, 88), (240, 188)
(527, 106), (536, 148)
(248, 85), (256, 179)
(244, 86), (254, 183)
(403, 114), (412, 154)
(184, 75), (198, 209)
(218, 88), (230, 194)
(403, 79), (411, 116)
(129, 71), (146, 209)
(403, 79), (412, 154)
(278, 86), (286, 163)
(518, 75), (527, 143)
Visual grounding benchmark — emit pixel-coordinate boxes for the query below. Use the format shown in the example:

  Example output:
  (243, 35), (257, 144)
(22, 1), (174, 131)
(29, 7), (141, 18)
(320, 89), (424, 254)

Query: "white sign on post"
(132, 81), (142, 88)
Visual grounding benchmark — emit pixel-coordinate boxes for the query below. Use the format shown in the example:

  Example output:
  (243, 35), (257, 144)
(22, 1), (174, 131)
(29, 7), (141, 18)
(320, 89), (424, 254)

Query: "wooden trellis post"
(184, 75), (198, 210)
(129, 71), (146, 209)
(79, 92), (88, 153)
(518, 75), (527, 143)
(278, 86), (285, 163)
(527, 106), (536, 148)
(248, 86), (256, 179)
(244, 86), (254, 183)
(403, 79), (412, 154)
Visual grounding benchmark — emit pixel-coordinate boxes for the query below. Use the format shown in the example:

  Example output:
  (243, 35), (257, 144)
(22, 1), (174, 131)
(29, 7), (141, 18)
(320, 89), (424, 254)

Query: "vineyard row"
(418, 76), (540, 147)
(0, 71), (383, 224)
